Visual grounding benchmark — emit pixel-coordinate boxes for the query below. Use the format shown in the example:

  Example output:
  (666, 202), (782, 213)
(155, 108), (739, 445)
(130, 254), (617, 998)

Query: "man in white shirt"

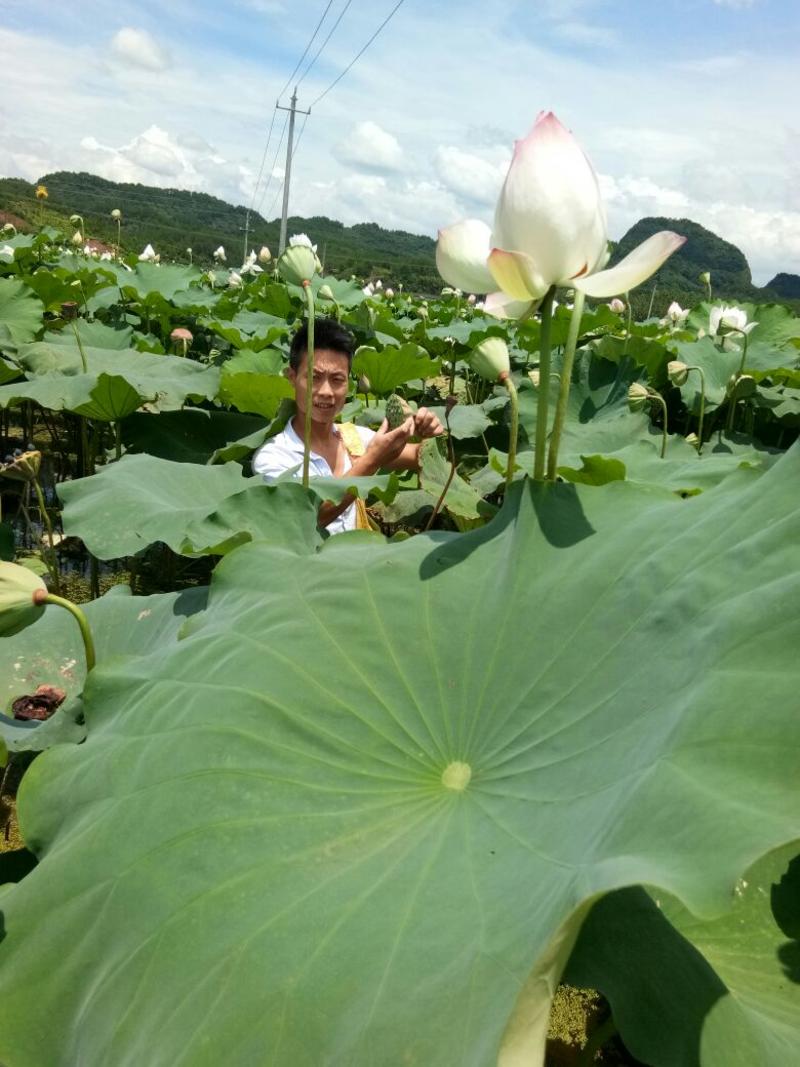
(252, 318), (444, 533)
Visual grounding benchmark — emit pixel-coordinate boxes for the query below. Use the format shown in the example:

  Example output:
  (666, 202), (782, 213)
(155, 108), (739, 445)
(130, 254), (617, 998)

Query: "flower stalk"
(533, 286), (557, 480)
(33, 590), (96, 672)
(301, 282), (316, 489)
(547, 290), (586, 480)
(499, 372), (519, 495)
(30, 478), (61, 594)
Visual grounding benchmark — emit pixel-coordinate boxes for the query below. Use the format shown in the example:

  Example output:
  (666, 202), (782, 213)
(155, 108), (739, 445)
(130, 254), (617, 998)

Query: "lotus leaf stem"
(424, 406), (456, 532)
(37, 592), (96, 673)
(623, 291), (632, 355)
(500, 373), (519, 496)
(31, 477), (61, 595)
(650, 390), (668, 458)
(547, 290), (586, 481)
(301, 281), (316, 489)
(688, 365), (706, 449)
(533, 286), (557, 481)
(71, 321), (89, 374)
(725, 330), (750, 433)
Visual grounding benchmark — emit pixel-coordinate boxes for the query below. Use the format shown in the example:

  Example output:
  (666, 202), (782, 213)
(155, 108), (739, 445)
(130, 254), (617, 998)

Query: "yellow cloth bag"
(337, 422), (373, 531)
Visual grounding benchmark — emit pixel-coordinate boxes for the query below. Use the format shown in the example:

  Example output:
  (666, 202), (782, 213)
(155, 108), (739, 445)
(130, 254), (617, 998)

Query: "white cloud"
(712, 0), (756, 7)
(111, 27), (169, 71)
(434, 146), (510, 208)
(552, 21), (619, 48)
(334, 122), (404, 173)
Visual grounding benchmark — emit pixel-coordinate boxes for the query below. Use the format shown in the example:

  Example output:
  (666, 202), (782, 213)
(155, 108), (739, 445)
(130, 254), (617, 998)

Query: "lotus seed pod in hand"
(0, 562), (47, 638)
(470, 337), (511, 382)
(667, 360), (690, 386)
(385, 393), (411, 430)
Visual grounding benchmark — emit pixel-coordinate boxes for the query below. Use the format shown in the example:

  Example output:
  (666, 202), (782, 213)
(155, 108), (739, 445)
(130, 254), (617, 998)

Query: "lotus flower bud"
(213, 245), (226, 263)
(2, 222), (16, 234)
(138, 243), (157, 262)
(277, 244), (317, 286)
(35, 184), (48, 200)
(375, 279), (383, 291)
(627, 382), (650, 412)
(467, 294), (477, 305)
(415, 306), (428, 320)
(258, 245), (271, 263)
(71, 230), (83, 246)
(110, 208), (122, 220)
(699, 271), (711, 285)
(667, 360), (689, 386)
(228, 270), (243, 288)
(385, 288), (394, 299)
(470, 337), (510, 383)
(0, 450), (42, 482)
(69, 214), (81, 224)
(529, 368), (540, 387)
(318, 284), (335, 301)
(0, 562), (47, 638)
(685, 432), (700, 450)
(608, 298), (625, 314)
(186, 247), (192, 256)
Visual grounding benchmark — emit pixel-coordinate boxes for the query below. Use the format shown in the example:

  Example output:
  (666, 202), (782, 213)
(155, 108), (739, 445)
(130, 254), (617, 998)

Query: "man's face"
(288, 348), (350, 426)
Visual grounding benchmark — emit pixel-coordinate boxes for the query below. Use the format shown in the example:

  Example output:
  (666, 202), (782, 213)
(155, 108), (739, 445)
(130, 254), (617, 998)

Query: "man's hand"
(413, 407), (445, 439)
(363, 417), (416, 467)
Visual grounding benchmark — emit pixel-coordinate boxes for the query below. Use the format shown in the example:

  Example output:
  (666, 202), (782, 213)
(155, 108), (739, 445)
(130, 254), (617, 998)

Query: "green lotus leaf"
(0, 583), (208, 753)
(419, 437), (490, 520)
(204, 310), (289, 351)
(0, 447), (798, 1065)
(58, 455), (261, 558)
(122, 409), (266, 464)
(311, 275), (365, 309)
(427, 402), (492, 440)
(219, 370), (294, 418)
(44, 319), (134, 350)
(71, 372), (151, 422)
(121, 263), (201, 301)
(352, 342), (440, 396)
(0, 277), (44, 345)
(564, 842), (800, 1065)
(223, 348), (285, 376)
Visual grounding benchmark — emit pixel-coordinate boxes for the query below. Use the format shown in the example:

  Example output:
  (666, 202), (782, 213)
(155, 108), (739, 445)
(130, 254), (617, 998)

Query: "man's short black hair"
(289, 317), (355, 371)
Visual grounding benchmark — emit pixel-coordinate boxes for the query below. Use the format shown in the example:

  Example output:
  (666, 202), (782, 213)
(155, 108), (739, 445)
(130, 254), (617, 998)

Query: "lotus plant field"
(0, 113), (798, 1066)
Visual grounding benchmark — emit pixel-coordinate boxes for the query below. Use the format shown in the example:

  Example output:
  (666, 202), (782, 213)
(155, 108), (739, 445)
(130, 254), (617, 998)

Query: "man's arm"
(382, 407), (445, 472)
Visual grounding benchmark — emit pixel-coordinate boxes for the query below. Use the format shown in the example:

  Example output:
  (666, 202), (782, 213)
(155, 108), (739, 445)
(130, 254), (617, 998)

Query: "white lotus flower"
(100, 251), (113, 261)
(289, 233), (317, 253)
(213, 245), (226, 263)
(0, 244), (14, 260)
(362, 282), (375, 296)
(240, 250), (263, 275)
(608, 298), (625, 314)
(374, 279), (383, 290)
(467, 293), (477, 305)
(437, 111), (686, 318)
(709, 305), (756, 338)
(664, 300), (690, 327)
(228, 270), (243, 288)
(138, 243), (157, 262)
(258, 245), (271, 263)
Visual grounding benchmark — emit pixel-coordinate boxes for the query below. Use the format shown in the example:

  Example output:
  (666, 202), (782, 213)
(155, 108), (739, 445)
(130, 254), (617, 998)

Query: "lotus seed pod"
(277, 245), (317, 287)
(385, 393), (411, 430)
(60, 301), (79, 321)
(667, 360), (689, 386)
(470, 337), (510, 383)
(627, 382), (650, 412)
(110, 208), (122, 220)
(0, 562), (47, 638)
(0, 450), (42, 482)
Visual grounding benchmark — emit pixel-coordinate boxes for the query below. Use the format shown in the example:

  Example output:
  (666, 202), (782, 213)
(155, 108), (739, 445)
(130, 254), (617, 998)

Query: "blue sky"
(1, 0), (797, 283)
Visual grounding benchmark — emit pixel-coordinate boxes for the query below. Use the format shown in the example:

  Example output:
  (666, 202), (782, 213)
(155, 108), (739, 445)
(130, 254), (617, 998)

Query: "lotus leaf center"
(441, 761), (472, 792)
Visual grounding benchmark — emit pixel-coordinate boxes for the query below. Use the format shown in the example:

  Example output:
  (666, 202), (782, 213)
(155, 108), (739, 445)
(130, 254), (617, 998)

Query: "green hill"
(0, 173), (795, 310)
(0, 171), (441, 292)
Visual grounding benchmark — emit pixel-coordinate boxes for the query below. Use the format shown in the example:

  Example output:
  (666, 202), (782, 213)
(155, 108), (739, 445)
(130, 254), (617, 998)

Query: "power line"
(266, 112), (309, 221)
(254, 108), (290, 218)
(244, 103), (279, 257)
(276, 0), (336, 101)
(296, 0), (355, 87)
(309, 0), (407, 108)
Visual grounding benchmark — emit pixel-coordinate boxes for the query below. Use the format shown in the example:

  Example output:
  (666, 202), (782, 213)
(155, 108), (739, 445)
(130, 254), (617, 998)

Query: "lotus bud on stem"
(668, 360), (706, 449)
(547, 290), (586, 480)
(533, 286), (557, 481)
(699, 271), (712, 302)
(32, 588), (96, 672)
(628, 383), (668, 458)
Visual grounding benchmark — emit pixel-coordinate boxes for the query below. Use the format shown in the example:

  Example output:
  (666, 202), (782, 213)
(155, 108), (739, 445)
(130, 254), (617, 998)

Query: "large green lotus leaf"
(219, 369), (294, 418)
(0, 277), (44, 344)
(564, 843), (800, 1065)
(0, 372), (105, 413)
(122, 409), (266, 464)
(312, 274), (366, 309)
(223, 347), (285, 376)
(121, 263), (201, 301)
(0, 354), (21, 385)
(44, 319), (134, 350)
(204, 310), (289, 351)
(0, 584), (208, 752)
(180, 482), (323, 556)
(428, 402), (492, 440)
(669, 337), (743, 414)
(57, 455), (260, 558)
(71, 372), (152, 422)
(517, 353), (649, 460)
(419, 437), (490, 519)
(589, 333), (671, 382)
(756, 383), (800, 425)
(353, 342), (441, 395)
(12, 342), (220, 409)
(0, 448), (798, 1065)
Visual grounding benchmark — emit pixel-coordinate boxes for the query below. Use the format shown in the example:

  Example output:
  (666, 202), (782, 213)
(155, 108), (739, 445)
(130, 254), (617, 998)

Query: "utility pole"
(277, 88), (311, 254)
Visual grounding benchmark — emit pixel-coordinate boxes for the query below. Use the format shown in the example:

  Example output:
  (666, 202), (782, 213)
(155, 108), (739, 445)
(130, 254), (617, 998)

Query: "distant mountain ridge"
(0, 172), (797, 308)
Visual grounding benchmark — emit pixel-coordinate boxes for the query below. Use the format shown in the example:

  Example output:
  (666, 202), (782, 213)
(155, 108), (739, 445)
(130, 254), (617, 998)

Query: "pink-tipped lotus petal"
(492, 111), (608, 289)
(483, 291), (537, 320)
(435, 219), (495, 294)
(487, 248), (549, 302)
(572, 231), (687, 298)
